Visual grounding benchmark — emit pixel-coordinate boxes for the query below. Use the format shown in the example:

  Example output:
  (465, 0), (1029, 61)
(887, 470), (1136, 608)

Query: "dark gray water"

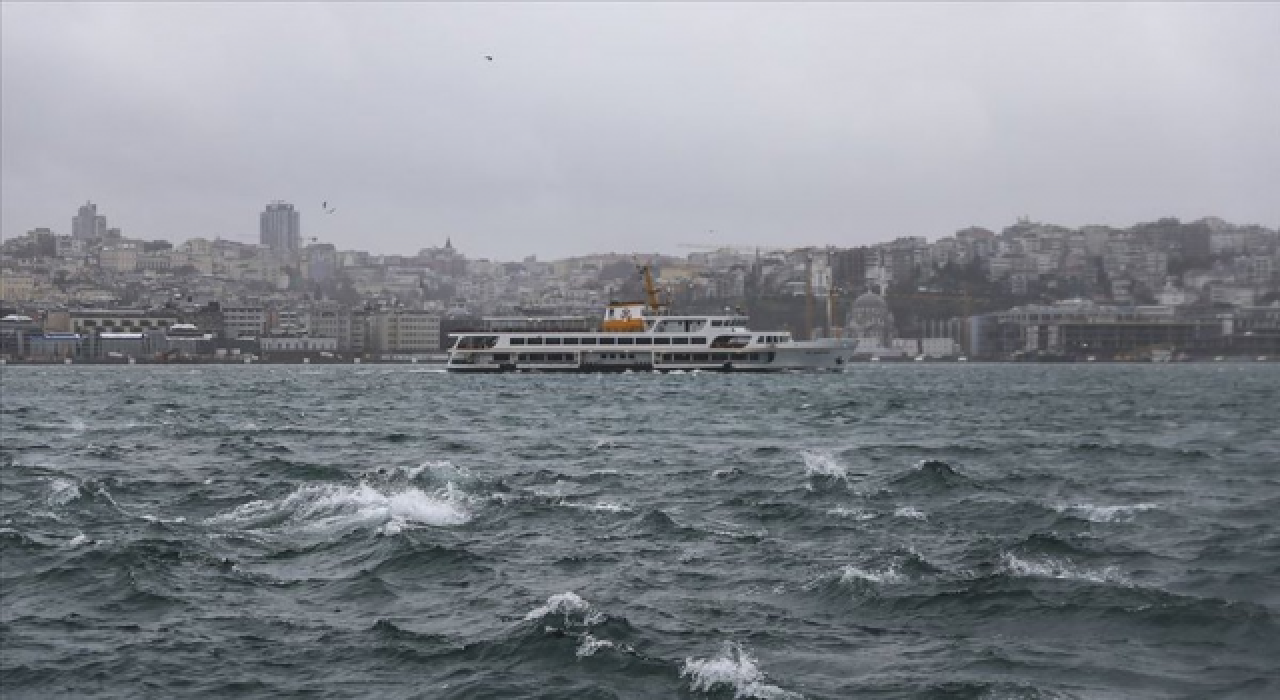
(2, 365), (1278, 699)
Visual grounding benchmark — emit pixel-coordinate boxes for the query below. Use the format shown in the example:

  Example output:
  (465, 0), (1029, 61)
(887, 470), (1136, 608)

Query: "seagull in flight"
(484, 55), (494, 62)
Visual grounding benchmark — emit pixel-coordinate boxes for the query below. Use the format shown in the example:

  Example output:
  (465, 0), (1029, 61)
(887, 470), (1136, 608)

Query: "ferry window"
(510, 338), (525, 346)
(712, 353), (727, 361)
(635, 338), (651, 345)
(617, 337), (634, 345)
(654, 337), (670, 345)
(691, 338), (706, 344)
(493, 354), (510, 361)
(758, 336), (766, 343)
(527, 337), (543, 345)
(580, 337), (597, 345)
(518, 353), (528, 361)
(676, 353), (690, 361)
(547, 338), (562, 345)
(530, 353), (545, 361)
(599, 337), (616, 345)
(673, 338), (689, 345)
(563, 338), (579, 345)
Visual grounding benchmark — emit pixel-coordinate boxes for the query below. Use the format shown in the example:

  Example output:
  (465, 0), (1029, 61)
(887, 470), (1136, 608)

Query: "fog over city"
(3, 2), (1278, 260)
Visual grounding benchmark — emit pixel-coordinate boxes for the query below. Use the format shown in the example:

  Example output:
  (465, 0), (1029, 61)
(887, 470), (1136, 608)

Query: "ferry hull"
(447, 344), (852, 373)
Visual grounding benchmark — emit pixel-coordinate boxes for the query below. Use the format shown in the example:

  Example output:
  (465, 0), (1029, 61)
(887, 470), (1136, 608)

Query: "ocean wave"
(205, 481), (471, 537)
(1000, 552), (1129, 585)
(562, 500), (633, 514)
(47, 478), (81, 506)
(592, 437), (622, 450)
(840, 563), (907, 585)
(1055, 502), (1159, 523)
(828, 506), (877, 521)
(888, 459), (972, 493)
(681, 642), (801, 699)
(801, 450), (848, 481)
(893, 506), (927, 520)
(575, 633), (615, 658)
(524, 591), (597, 622)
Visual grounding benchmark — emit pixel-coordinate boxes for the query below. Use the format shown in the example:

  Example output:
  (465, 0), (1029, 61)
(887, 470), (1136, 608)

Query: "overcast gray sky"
(3, 3), (1278, 260)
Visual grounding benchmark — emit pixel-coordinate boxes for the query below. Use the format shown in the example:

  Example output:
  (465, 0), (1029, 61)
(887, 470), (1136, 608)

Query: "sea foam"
(1056, 502), (1158, 523)
(524, 591), (594, 621)
(206, 481), (471, 536)
(1000, 553), (1129, 585)
(47, 478), (81, 506)
(801, 450), (847, 480)
(893, 506), (927, 520)
(575, 633), (615, 658)
(681, 642), (801, 699)
(840, 563), (907, 585)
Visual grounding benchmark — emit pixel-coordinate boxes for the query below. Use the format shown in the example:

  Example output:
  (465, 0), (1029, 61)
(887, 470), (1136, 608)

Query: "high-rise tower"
(72, 202), (107, 240)
(259, 201), (301, 253)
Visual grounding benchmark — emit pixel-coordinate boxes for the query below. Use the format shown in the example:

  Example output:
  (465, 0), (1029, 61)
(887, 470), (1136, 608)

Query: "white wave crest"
(1056, 502), (1158, 523)
(575, 633), (615, 658)
(205, 481), (471, 536)
(1000, 553), (1129, 585)
(48, 478), (81, 506)
(681, 642), (801, 699)
(524, 591), (593, 621)
(801, 450), (847, 480)
(67, 532), (89, 547)
(840, 563), (906, 585)
(563, 501), (632, 514)
(141, 514), (187, 524)
(893, 506), (927, 520)
(828, 506), (877, 521)
(377, 460), (467, 483)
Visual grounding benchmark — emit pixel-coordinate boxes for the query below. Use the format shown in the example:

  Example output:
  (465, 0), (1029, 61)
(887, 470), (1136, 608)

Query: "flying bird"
(484, 55), (493, 62)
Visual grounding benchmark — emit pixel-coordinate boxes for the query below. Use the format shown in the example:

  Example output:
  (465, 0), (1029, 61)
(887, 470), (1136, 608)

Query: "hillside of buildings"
(2, 202), (1278, 362)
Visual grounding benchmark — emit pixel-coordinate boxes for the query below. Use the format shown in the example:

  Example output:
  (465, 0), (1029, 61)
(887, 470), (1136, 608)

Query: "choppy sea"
(1, 364), (1278, 699)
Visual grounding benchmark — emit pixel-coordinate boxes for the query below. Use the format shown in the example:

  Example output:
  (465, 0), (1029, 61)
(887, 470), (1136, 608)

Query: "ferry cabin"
(447, 314), (799, 373)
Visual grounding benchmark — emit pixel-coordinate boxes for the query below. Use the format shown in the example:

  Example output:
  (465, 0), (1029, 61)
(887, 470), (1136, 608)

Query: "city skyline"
(4, 197), (1275, 264)
(3, 3), (1279, 260)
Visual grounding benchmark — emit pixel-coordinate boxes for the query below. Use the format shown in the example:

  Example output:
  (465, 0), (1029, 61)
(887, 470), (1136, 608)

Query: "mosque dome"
(851, 292), (888, 312)
(847, 291), (895, 346)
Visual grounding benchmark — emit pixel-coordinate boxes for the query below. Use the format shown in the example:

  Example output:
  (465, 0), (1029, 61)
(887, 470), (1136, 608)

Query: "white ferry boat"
(447, 267), (853, 373)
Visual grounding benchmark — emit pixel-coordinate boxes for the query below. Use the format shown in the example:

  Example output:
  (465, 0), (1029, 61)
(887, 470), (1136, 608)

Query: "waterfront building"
(222, 306), (267, 340)
(970, 300), (1226, 360)
(165, 323), (215, 357)
(304, 306), (353, 351)
(368, 309), (441, 356)
(259, 336), (338, 354)
(27, 333), (83, 360)
(0, 314), (43, 358)
(91, 332), (161, 359)
(66, 309), (179, 335)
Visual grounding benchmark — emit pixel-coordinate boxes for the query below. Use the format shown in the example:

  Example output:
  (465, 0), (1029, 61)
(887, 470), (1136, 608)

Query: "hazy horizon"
(3, 3), (1278, 260)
